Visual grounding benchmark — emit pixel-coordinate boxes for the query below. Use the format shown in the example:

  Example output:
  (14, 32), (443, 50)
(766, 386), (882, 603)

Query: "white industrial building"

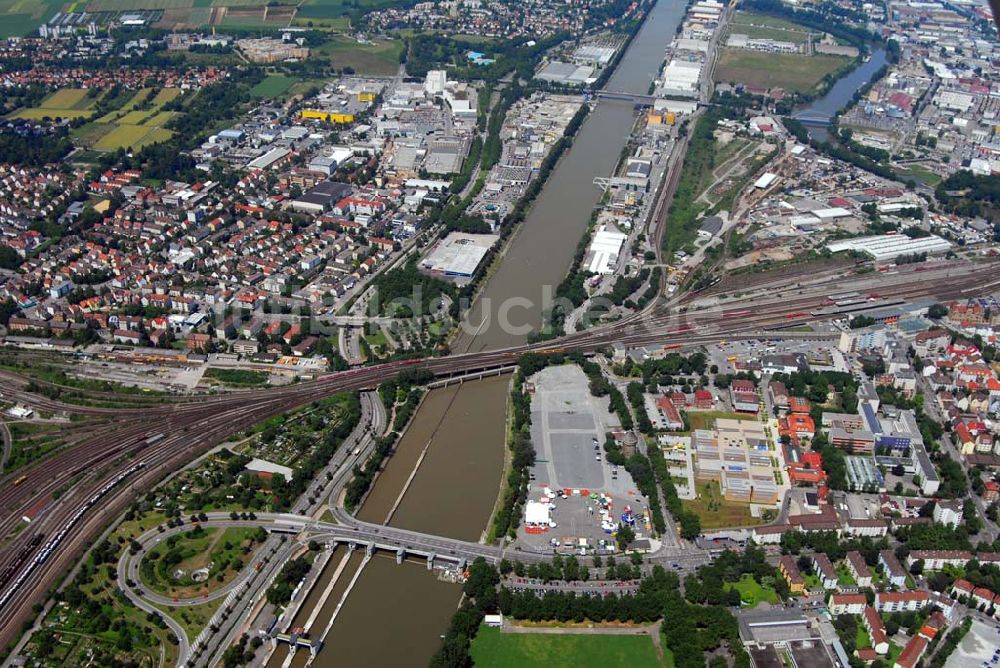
(420, 232), (499, 279)
(826, 234), (951, 261)
(660, 60), (703, 97)
(585, 225), (628, 274)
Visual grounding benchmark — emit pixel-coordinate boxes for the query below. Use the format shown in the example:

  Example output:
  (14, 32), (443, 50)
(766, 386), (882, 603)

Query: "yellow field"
(118, 109), (157, 124)
(7, 87), (101, 121)
(10, 108), (92, 120)
(142, 111), (177, 127)
(151, 88), (181, 105)
(94, 124), (173, 151)
(83, 87), (180, 151)
(40, 88), (90, 110)
(96, 89), (151, 124)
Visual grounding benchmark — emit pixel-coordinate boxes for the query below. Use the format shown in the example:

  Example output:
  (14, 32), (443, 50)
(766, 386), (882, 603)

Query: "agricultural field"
(0, 0), (63, 38)
(8, 87), (102, 120)
(86, 0), (188, 10)
(714, 50), (850, 94)
(470, 626), (664, 668)
(313, 35), (403, 75)
(80, 87), (183, 151)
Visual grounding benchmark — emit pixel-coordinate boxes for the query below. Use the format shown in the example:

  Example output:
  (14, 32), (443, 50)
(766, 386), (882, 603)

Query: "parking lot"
(948, 618), (1000, 668)
(516, 365), (652, 554)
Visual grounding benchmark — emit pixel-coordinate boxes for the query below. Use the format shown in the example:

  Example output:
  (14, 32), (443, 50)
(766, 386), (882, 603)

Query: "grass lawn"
(855, 626), (872, 650)
(725, 574), (779, 608)
(837, 563), (856, 586)
(898, 163), (942, 186)
(470, 626), (662, 668)
(313, 35), (403, 75)
(687, 410), (758, 432)
(714, 50), (851, 93)
(681, 480), (763, 530)
(251, 74), (298, 98)
(729, 10), (814, 43)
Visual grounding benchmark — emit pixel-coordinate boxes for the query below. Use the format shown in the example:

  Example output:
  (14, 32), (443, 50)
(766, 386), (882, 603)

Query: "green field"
(0, 0), (63, 38)
(9, 87), (101, 120)
(682, 480), (764, 530)
(729, 10), (814, 43)
(139, 526), (264, 597)
(313, 35), (403, 75)
(470, 626), (663, 668)
(251, 74), (298, 98)
(714, 50), (850, 93)
(87, 0), (190, 10)
(724, 574), (779, 608)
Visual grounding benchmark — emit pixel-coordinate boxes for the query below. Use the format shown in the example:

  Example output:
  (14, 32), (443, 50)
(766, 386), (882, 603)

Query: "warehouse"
(246, 147), (291, 171)
(585, 225), (628, 274)
(420, 232), (499, 280)
(290, 180), (353, 214)
(535, 61), (595, 85)
(825, 234), (951, 261)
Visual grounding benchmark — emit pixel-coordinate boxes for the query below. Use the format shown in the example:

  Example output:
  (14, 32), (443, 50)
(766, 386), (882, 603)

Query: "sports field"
(714, 50), (850, 93)
(470, 626), (663, 668)
(9, 88), (101, 120)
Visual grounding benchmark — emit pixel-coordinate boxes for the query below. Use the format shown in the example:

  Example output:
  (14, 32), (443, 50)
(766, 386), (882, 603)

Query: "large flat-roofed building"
(419, 232), (499, 280)
(737, 607), (812, 645)
(535, 61), (595, 85)
(585, 225), (627, 274)
(825, 234), (951, 262)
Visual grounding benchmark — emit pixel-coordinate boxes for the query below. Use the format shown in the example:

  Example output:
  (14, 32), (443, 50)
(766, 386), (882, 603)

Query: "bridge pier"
(458, 558), (466, 572)
(427, 554), (435, 570)
(366, 541), (374, 558)
(348, 542), (357, 553)
(396, 548), (405, 565)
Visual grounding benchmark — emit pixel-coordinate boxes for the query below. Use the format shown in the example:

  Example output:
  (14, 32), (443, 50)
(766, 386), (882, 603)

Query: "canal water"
(453, 0), (689, 353)
(795, 47), (888, 143)
(284, 1), (690, 665)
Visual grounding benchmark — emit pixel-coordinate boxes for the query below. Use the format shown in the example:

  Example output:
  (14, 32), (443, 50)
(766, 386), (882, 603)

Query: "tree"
(616, 523), (636, 551)
(927, 303), (948, 319)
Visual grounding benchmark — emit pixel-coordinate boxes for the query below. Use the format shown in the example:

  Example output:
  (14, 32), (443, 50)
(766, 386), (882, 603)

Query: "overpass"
(790, 111), (833, 126)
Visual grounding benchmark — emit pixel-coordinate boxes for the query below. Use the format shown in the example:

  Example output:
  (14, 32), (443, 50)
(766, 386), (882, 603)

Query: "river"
(794, 46), (888, 143)
(453, 0), (688, 352)
(276, 1), (689, 665)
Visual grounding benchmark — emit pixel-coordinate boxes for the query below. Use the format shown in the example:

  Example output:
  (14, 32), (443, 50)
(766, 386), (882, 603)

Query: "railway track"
(0, 260), (998, 653)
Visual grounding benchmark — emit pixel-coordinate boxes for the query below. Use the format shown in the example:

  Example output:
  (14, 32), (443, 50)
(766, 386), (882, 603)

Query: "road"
(1, 259), (999, 652)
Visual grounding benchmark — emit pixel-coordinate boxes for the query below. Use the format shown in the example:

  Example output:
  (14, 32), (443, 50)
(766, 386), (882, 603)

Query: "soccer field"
(470, 626), (664, 668)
